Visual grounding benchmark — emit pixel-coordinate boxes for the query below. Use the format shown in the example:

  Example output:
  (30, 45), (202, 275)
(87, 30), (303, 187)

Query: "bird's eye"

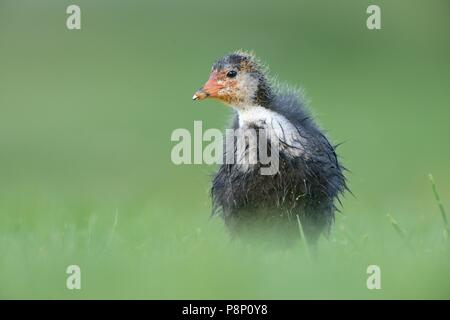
(226, 70), (237, 78)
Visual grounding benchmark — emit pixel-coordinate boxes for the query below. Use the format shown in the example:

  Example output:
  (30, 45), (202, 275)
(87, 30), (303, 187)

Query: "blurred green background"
(1, 0), (449, 299)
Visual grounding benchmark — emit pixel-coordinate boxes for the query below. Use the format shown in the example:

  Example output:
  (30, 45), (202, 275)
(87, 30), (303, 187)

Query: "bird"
(193, 51), (347, 247)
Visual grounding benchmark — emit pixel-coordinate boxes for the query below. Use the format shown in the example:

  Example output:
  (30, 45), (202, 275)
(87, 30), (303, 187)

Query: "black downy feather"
(210, 53), (347, 246)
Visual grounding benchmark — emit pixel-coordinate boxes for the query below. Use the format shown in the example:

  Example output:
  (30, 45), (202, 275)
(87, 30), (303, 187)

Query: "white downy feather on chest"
(238, 106), (306, 157)
(224, 106), (307, 173)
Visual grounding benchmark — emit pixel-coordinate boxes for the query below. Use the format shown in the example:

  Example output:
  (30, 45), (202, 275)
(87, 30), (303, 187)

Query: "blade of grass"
(87, 213), (97, 253)
(428, 174), (449, 239)
(99, 209), (120, 255)
(107, 209), (119, 247)
(387, 213), (414, 252)
(296, 214), (311, 261)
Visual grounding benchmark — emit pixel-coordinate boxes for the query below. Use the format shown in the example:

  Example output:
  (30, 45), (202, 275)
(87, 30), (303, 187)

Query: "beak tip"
(192, 94), (198, 101)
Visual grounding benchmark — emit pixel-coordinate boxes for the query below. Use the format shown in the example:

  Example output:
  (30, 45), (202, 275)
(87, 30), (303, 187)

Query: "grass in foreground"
(0, 177), (449, 299)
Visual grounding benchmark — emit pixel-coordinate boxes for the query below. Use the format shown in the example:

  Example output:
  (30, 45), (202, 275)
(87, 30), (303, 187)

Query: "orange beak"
(193, 72), (223, 101)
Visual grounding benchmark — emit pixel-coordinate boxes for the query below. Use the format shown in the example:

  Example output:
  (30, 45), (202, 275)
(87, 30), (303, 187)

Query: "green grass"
(0, 177), (448, 299)
(1, 0), (450, 299)
(429, 174), (450, 240)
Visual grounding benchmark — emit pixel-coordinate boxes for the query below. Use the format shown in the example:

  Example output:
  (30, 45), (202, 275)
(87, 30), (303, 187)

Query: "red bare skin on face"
(195, 69), (239, 105)
(193, 54), (262, 105)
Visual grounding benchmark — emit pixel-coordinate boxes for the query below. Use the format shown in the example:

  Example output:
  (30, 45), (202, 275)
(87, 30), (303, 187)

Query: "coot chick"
(193, 51), (347, 246)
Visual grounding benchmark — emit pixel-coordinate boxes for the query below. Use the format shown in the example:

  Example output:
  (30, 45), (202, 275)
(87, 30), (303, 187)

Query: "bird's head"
(193, 51), (272, 108)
